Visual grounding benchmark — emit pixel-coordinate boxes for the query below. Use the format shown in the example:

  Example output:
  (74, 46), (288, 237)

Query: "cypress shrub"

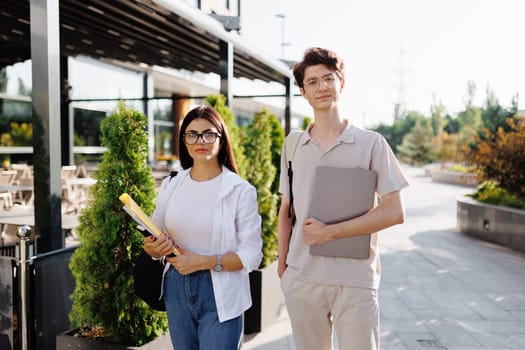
(206, 94), (247, 178)
(267, 111), (285, 194)
(244, 109), (279, 267)
(69, 103), (167, 346)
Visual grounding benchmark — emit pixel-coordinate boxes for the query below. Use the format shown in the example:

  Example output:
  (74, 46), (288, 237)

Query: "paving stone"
(381, 330), (409, 349)
(484, 293), (525, 311)
(424, 318), (482, 348)
(468, 333), (522, 348)
(380, 296), (418, 320)
(242, 166), (525, 350)
(381, 320), (430, 333)
(397, 331), (447, 350)
(457, 320), (525, 334)
(510, 334), (525, 347)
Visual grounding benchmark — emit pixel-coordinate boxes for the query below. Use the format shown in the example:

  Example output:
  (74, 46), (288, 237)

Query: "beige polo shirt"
(279, 122), (408, 289)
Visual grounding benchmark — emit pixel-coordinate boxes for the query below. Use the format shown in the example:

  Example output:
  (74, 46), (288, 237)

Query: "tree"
(456, 106), (482, 132)
(69, 103), (167, 346)
(397, 119), (434, 165)
(266, 111), (285, 194)
(480, 86), (518, 136)
(0, 68), (7, 93)
(430, 96), (446, 136)
(243, 109), (279, 267)
(17, 77), (30, 96)
(431, 131), (457, 165)
(206, 95), (247, 178)
(373, 110), (426, 154)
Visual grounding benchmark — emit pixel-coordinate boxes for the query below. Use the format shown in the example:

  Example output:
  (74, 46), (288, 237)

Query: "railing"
(0, 227), (76, 350)
(17, 226), (31, 350)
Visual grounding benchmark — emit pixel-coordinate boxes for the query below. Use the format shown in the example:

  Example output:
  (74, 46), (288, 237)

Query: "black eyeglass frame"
(183, 131), (222, 145)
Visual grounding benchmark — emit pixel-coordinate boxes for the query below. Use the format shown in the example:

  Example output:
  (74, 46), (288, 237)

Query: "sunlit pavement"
(243, 165), (525, 350)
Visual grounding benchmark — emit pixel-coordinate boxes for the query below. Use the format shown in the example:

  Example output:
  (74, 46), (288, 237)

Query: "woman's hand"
(166, 249), (211, 275)
(143, 233), (175, 258)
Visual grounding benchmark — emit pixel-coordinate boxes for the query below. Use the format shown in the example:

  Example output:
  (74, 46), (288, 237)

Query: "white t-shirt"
(164, 172), (222, 255)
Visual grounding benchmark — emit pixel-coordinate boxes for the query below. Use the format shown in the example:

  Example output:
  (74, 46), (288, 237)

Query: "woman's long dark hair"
(178, 105), (238, 174)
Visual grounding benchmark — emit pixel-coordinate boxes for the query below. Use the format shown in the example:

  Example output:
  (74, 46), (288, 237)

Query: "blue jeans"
(164, 267), (243, 350)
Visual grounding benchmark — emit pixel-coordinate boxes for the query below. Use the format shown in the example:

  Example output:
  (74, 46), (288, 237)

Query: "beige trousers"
(281, 271), (379, 350)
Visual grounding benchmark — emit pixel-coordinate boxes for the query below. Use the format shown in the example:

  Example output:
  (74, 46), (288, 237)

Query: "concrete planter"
(457, 196), (525, 253)
(430, 168), (478, 187)
(56, 330), (172, 350)
(244, 259), (284, 334)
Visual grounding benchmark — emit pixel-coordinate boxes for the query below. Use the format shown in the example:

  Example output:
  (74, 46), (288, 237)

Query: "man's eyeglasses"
(183, 131), (221, 145)
(304, 74), (338, 90)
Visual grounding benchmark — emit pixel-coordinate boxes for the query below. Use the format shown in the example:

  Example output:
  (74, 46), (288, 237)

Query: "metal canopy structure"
(0, 0), (291, 84)
(1, 0), (293, 254)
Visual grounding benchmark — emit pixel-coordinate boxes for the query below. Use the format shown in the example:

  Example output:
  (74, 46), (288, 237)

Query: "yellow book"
(119, 193), (181, 255)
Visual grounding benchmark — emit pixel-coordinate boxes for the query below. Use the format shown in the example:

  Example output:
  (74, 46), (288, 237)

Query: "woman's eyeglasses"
(183, 131), (221, 145)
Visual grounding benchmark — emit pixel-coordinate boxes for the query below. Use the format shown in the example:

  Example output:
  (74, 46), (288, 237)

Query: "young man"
(278, 47), (409, 350)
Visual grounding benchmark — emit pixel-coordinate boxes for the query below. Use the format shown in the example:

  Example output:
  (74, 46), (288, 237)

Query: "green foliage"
(301, 117), (312, 130)
(9, 122), (32, 146)
(430, 100), (446, 136)
(454, 106), (482, 132)
(267, 111), (285, 194)
(373, 111), (426, 153)
(397, 119), (434, 165)
(468, 180), (525, 209)
(243, 109), (279, 267)
(69, 103), (167, 346)
(206, 94), (247, 178)
(0, 133), (13, 147)
(431, 131), (457, 163)
(0, 123), (32, 146)
(447, 163), (474, 173)
(0, 68), (6, 93)
(479, 87), (519, 137)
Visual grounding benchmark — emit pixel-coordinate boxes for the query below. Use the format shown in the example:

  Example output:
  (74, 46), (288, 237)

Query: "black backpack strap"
(169, 171), (178, 181)
(285, 131), (303, 226)
(287, 160), (296, 226)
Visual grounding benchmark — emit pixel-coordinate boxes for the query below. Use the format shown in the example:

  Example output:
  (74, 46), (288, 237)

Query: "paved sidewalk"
(243, 165), (525, 350)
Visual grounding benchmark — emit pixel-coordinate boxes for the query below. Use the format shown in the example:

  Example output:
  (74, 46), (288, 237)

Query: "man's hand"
(277, 260), (287, 278)
(302, 217), (331, 246)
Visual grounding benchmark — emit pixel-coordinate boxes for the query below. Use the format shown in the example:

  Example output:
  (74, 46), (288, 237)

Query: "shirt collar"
(304, 119), (355, 144)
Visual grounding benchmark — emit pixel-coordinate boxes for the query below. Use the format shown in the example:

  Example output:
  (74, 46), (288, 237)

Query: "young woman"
(144, 105), (262, 349)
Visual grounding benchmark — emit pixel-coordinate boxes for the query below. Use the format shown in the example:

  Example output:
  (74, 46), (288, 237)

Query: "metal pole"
(275, 14), (290, 59)
(16, 225), (32, 350)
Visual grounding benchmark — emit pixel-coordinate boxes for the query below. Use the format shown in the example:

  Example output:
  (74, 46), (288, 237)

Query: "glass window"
(73, 107), (106, 147)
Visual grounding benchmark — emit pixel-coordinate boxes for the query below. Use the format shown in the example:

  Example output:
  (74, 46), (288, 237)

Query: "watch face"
(214, 255), (222, 272)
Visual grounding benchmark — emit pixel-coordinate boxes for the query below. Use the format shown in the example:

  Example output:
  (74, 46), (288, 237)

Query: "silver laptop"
(308, 167), (377, 259)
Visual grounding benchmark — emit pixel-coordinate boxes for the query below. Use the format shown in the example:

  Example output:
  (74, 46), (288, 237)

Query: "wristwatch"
(214, 255), (223, 272)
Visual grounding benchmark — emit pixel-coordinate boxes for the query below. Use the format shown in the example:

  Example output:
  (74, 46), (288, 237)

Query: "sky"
(241, 0), (525, 128)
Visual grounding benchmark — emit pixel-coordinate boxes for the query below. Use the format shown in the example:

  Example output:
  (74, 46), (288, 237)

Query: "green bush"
(69, 103), (167, 346)
(468, 181), (525, 209)
(206, 94), (247, 178)
(267, 111), (285, 194)
(468, 118), (525, 199)
(244, 109), (279, 267)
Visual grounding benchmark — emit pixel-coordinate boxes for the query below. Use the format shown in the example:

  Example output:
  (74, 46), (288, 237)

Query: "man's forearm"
(330, 191), (405, 239)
